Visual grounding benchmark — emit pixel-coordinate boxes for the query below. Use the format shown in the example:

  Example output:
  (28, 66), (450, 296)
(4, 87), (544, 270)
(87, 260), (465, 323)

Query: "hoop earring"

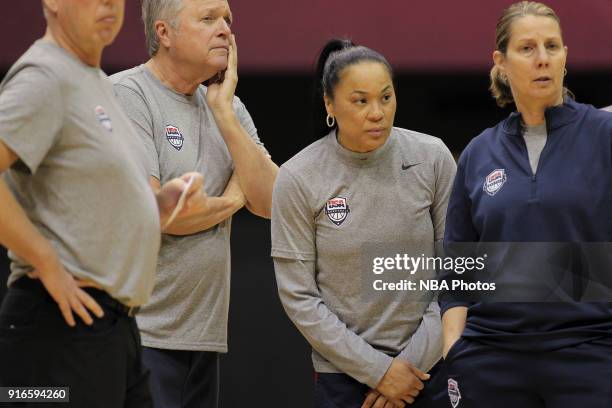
(326, 114), (335, 128)
(500, 73), (508, 84)
(563, 68), (568, 77)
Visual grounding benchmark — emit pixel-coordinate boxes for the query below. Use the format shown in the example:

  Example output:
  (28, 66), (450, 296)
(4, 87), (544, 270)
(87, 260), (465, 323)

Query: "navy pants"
(444, 337), (612, 408)
(314, 361), (448, 408)
(142, 347), (220, 408)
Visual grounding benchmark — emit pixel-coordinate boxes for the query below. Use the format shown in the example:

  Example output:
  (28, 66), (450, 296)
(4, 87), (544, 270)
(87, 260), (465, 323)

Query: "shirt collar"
(503, 98), (580, 136)
(328, 128), (396, 168)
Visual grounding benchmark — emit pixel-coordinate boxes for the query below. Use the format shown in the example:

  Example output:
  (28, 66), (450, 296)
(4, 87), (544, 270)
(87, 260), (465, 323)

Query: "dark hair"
(490, 1), (572, 107)
(312, 38), (394, 137)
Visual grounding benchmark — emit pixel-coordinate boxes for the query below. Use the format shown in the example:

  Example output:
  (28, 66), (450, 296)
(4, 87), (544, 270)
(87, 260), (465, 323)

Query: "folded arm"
(206, 35), (278, 218)
(159, 172), (245, 235)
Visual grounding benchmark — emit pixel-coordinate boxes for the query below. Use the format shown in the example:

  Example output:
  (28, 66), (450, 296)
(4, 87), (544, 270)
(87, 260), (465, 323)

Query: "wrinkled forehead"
(45, 0), (125, 13)
(508, 14), (563, 43)
(184, 0), (231, 12)
(53, 0), (123, 8)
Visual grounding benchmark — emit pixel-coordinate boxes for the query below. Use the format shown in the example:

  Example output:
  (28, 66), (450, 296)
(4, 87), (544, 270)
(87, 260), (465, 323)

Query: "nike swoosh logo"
(402, 163), (420, 170)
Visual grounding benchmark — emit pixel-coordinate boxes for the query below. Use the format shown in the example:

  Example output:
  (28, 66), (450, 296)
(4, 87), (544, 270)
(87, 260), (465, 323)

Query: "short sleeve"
(271, 166), (316, 261)
(0, 66), (64, 174)
(234, 96), (270, 157)
(113, 83), (160, 179)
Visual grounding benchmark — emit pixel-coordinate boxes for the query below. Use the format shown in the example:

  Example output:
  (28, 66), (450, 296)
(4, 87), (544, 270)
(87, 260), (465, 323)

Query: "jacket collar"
(502, 98), (581, 136)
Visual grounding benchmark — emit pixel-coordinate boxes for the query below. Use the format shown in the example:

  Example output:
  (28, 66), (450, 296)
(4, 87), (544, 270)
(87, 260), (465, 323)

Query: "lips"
(98, 15), (117, 24)
(210, 45), (229, 52)
(534, 76), (552, 82)
(366, 128), (386, 137)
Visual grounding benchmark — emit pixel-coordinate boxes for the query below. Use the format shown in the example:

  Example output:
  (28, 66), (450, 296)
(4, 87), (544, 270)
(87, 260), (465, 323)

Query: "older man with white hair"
(0, 0), (204, 406)
(111, 0), (278, 406)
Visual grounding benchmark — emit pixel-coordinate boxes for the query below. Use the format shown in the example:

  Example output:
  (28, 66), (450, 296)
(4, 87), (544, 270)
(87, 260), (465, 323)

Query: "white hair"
(141, 0), (185, 57)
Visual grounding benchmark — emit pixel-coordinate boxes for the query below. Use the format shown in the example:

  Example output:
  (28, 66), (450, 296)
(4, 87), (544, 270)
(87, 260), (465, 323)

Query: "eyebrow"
(200, 5), (233, 19)
(351, 85), (393, 95)
(514, 35), (562, 42)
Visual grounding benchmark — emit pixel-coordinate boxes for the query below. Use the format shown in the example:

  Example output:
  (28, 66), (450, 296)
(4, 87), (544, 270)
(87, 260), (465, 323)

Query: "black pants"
(444, 337), (612, 408)
(0, 277), (153, 408)
(314, 361), (448, 408)
(142, 347), (220, 408)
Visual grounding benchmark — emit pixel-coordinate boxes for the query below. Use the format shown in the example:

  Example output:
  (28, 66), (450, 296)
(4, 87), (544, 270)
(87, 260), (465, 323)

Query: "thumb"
(186, 173), (204, 192)
(75, 279), (103, 289)
(181, 172), (198, 183)
(206, 81), (219, 94)
(410, 366), (430, 381)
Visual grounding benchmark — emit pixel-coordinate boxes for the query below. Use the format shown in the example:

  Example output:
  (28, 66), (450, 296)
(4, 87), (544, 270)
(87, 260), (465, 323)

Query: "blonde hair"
(489, 1), (569, 107)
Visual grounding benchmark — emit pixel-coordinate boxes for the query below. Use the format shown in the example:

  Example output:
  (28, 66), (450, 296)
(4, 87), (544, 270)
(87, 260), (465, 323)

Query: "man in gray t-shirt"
(112, 1), (278, 406)
(0, 1), (203, 406)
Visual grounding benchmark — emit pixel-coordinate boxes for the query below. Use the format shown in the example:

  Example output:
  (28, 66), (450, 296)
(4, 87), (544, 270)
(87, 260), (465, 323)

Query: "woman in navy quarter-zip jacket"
(440, 2), (612, 408)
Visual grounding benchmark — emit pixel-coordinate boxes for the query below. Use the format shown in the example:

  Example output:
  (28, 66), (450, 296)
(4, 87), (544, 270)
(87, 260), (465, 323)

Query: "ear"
(155, 20), (173, 50)
(43, 0), (59, 15)
(492, 50), (505, 73)
(323, 93), (334, 117)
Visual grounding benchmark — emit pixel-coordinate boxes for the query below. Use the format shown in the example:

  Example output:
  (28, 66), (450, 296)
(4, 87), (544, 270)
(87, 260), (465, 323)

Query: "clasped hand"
(361, 358), (430, 408)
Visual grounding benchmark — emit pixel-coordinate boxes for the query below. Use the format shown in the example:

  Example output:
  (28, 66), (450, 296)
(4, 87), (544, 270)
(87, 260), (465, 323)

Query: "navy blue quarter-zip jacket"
(442, 100), (612, 351)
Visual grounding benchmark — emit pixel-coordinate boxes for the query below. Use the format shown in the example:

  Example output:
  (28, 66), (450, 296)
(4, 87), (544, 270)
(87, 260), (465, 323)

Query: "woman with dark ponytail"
(271, 38), (455, 408)
(442, 2), (612, 407)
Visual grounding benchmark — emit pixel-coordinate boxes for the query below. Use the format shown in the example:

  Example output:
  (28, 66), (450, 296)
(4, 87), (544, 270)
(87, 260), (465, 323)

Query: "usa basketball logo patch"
(94, 106), (112, 132)
(166, 125), (184, 151)
(325, 197), (350, 226)
(483, 169), (507, 196)
(448, 378), (462, 408)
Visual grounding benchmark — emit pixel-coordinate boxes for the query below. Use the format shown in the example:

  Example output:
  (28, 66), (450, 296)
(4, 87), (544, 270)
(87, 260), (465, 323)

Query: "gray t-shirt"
(111, 65), (266, 351)
(0, 41), (160, 306)
(522, 123), (547, 175)
(271, 128), (456, 388)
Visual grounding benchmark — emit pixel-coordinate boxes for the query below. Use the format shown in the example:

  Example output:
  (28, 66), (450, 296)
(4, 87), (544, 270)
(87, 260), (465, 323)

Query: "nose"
(217, 19), (231, 37)
(101, 0), (118, 11)
(535, 44), (550, 68)
(367, 102), (384, 122)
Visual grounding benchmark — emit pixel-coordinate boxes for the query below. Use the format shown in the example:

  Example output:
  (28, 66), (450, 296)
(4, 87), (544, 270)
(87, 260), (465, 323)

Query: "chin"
(97, 30), (120, 47)
(208, 57), (228, 71)
(531, 90), (562, 105)
(363, 138), (388, 152)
